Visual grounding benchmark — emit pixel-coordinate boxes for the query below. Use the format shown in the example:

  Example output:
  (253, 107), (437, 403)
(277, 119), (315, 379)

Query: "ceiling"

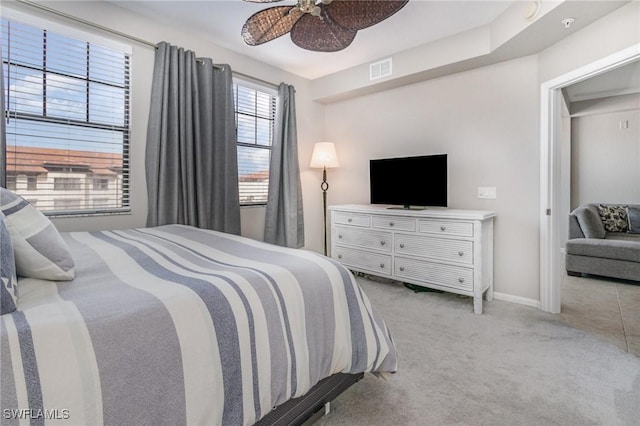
(564, 60), (640, 103)
(108, 0), (637, 100)
(109, 0), (513, 80)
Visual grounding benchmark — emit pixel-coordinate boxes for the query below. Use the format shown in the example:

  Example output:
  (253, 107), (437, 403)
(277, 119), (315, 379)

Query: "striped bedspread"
(0, 225), (397, 425)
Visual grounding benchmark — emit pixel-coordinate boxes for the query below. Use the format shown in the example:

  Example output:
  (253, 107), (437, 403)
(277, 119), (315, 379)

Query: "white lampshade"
(309, 142), (339, 169)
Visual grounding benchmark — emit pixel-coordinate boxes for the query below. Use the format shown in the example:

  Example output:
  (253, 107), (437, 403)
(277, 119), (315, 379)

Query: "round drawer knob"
(338, 255), (342, 259)
(380, 263), (385, 268)
(399, 266), (405, 271)
(380, 240), (386, 246)
(440, 226), (446, 231)
(348, 218), (353, 223)
(458, 251), (464, 256)
(389, 221), (395, 226)
(338, 234), (343, 239)
(399, 243), (405, 248)
(458, 277), (464, 283)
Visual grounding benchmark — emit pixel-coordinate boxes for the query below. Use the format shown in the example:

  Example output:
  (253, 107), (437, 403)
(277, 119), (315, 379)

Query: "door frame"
(539, 43), (640, 313)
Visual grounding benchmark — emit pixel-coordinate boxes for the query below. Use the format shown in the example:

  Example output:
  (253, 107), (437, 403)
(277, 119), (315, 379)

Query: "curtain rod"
(16, 0), (279, 87)
(15, 0), (157, 48)
(233, 71), (279, 89)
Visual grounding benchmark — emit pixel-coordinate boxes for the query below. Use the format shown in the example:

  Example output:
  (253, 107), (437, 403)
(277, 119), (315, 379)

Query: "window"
(27, 175), (37, 190)
(6, 175), (16, 191)
(233, 78), (276, 206)
(2, 18), (130, 215)
(54, 177), (81, 191)
(93, 178), (109, 190)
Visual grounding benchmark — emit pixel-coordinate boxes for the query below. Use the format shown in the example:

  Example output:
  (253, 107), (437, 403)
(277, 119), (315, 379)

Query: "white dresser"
(329, 204), (495, 314)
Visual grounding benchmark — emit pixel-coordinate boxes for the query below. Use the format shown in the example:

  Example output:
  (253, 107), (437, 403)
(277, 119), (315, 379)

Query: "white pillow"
(0, 188), (75, 281)
(1, 211), (18, 314)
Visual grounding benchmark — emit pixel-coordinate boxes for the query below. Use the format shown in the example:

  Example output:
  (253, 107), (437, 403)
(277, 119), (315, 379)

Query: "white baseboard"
(493, 292), (541, 309)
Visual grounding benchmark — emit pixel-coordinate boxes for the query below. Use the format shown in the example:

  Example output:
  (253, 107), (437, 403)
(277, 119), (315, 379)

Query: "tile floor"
(560, 273), (640, 357)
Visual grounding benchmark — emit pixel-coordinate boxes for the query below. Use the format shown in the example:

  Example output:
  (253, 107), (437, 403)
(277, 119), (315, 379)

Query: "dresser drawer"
(335, 226), (392, 252)
(395, 257), (473, 291)
(395, 234), (473, 264)
(372, 215), (416, 232)
(333, 246), (392, 276)
(419, 219), (473, 237)
(334, 212), (371, 227)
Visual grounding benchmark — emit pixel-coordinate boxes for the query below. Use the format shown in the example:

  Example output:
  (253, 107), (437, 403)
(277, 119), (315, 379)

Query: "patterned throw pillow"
(597, 204), (628, 233)
(0, 187), (75, 281)
(627, 206), (640, 234)
(1, 212), (18, 314)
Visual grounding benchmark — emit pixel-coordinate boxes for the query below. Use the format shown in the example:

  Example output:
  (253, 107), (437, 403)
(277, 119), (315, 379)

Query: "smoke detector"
(561, 18), (575, 29)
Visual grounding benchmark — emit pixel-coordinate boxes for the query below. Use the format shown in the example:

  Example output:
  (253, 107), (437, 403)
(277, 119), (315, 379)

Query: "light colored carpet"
(318, 276), (640, 425)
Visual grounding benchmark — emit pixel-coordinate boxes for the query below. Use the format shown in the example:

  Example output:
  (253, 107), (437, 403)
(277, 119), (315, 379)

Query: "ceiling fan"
(241, 0), (409, 52)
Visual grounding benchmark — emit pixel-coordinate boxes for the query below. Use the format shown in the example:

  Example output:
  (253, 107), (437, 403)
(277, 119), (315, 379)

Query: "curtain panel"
(264, 83), (304, 248)
(146, 42), (240, 234)
(0, 48), (6, 188)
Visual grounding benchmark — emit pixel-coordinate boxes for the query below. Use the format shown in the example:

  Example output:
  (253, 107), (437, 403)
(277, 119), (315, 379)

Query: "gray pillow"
(598, 204), (628, 233)
(1, 212), (18, 314)
(574, 204), (606, 239)
(627, 206), (640, 234)
(0, 187), (75, 281)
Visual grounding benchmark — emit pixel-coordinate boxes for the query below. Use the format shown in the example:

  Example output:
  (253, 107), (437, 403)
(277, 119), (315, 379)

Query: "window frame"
(1, 13), (132, 217)
(233, 76), (278, 207)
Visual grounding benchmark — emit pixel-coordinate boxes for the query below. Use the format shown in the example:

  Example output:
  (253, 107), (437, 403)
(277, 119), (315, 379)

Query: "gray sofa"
(566, 203), (640, 281)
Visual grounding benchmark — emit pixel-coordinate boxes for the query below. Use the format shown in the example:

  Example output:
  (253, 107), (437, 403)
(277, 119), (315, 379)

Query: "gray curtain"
(146, 42), (240, 234)
(1, 47), (6, 188)
(264, 83), (304, 248)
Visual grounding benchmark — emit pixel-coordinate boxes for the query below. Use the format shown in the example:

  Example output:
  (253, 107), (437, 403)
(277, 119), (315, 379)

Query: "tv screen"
(370, 154), (447, 208)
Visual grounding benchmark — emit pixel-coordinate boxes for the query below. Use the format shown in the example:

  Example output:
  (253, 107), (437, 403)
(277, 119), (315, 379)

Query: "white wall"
(324, 55), (541, 300)
(559, 94), (572, 262)
(570, 94), (640, 208)
(538, 1), (640, 83)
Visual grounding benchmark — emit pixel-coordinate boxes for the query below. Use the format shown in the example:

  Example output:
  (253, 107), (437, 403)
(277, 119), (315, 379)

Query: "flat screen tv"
(370, 154), (447, 209)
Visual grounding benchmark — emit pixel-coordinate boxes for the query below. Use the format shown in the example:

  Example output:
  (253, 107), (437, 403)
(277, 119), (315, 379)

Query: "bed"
(0, 223), (398, 425)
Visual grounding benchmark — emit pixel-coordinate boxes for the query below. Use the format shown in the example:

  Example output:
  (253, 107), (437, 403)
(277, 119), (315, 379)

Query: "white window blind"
(2, 18), (130, 216)
(233, 78), (276, 206)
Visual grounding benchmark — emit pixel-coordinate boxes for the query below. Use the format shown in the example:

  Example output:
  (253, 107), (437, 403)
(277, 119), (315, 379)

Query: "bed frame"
(255, 373), (364, 425)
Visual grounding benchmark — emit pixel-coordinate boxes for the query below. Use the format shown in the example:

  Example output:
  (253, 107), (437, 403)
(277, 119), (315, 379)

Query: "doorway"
(539, 44), (640, 314)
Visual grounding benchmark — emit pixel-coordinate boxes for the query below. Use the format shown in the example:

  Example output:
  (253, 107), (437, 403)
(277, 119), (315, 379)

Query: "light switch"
(478, 187), (497, 199)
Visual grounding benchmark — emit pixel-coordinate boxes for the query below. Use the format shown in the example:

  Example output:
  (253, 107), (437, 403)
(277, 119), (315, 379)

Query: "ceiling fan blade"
(290, 6), (357, 52)
(242, 6), (304, 46)
(326, 0), (409, 31)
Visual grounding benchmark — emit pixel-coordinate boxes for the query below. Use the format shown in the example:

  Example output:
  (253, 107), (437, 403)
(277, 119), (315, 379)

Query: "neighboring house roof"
(5, 146), (123, 175)
(239, 170), (269, 182)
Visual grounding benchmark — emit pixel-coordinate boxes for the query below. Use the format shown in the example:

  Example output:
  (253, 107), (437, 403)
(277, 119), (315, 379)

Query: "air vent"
(370, 58), (392, 80)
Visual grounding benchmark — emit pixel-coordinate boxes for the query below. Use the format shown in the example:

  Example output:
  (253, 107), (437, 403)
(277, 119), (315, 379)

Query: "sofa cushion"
(566, 238), (640, 263)
(574, 204), (606, 239)
(598, 204), (628, 233)
(627, 206), (640, 234)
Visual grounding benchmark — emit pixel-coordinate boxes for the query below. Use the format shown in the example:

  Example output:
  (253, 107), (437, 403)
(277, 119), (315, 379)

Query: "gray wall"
(570, 94), (640, 209)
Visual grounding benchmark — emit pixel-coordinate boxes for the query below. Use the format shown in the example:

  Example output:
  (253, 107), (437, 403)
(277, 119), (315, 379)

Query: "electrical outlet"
(478, 187), (497, 199)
